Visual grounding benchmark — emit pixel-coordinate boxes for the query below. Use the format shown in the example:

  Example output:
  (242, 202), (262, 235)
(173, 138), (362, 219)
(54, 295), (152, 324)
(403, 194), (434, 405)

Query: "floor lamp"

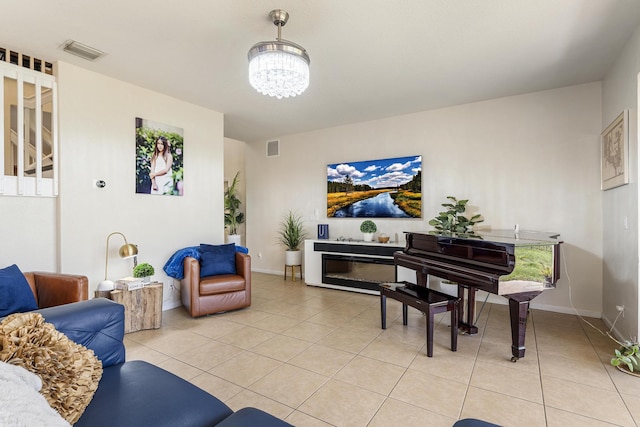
(97, 232), (138, 291)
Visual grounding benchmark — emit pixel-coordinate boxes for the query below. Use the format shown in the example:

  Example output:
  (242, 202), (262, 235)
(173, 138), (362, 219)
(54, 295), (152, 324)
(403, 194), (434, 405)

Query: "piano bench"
(379, 282), (460, 357)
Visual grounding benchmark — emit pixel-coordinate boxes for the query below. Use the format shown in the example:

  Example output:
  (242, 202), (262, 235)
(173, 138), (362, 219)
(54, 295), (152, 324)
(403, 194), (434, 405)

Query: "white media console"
(304, 239), (414, 294)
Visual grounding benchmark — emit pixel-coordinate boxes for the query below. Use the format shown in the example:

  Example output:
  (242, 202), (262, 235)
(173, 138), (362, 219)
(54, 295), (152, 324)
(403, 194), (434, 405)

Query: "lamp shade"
(119, 243), (138, 258)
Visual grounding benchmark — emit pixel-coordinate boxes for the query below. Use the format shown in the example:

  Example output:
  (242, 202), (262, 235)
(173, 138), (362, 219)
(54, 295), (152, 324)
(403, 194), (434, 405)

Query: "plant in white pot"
(224, 172), (245, 245)
(133, 262), (155, 284)
(360, 220), (377, 242)
(278, 211), (308, 266)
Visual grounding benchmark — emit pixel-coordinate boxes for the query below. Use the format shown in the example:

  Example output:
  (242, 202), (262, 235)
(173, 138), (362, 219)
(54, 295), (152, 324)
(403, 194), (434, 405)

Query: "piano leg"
(507, 295), (534, 361)
(380, 294), (387, 329)
(457, 284), (479, 335)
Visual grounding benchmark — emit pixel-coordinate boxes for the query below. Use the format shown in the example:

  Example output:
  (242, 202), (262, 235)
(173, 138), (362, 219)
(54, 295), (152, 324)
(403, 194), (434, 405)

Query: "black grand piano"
(394, 229), (562, 361)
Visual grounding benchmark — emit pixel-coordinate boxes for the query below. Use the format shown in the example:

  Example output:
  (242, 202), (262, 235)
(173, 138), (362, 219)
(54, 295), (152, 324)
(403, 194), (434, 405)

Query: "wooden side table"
(95, 283), (163, 333)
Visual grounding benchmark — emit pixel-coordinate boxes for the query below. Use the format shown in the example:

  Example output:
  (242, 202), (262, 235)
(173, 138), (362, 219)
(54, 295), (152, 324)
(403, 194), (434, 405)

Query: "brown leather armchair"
(181, 252), (251, 317)
(23, 272), (89, 308)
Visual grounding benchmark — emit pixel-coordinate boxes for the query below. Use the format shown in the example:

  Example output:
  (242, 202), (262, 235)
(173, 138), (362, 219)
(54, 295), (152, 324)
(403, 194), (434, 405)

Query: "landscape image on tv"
(327, 155), (422, 218)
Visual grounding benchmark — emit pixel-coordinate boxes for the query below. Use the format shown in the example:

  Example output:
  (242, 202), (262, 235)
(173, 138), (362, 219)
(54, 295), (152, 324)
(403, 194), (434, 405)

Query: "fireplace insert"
(321, 253), (396, 292)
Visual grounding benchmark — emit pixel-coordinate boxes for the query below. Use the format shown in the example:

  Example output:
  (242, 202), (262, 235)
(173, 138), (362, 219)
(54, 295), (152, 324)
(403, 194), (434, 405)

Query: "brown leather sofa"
(181, 253), (251, 317)
(23, 271), (89, 308)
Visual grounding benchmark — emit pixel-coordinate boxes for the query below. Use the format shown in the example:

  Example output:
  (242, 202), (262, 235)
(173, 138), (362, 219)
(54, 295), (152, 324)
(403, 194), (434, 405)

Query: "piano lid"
(407, 229), (562, 247)
(398, 228), (563, 296)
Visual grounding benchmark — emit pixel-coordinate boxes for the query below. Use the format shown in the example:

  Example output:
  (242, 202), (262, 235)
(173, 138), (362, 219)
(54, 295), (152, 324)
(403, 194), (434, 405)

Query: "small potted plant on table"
(133, 262), (155, 285)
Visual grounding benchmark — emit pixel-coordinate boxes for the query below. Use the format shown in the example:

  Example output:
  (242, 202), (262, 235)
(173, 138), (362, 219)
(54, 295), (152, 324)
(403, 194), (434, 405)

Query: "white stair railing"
(0, 61), (57, 196)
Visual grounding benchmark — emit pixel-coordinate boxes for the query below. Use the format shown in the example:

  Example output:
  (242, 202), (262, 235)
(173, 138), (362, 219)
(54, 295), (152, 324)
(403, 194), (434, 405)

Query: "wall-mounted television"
(327, 155), (422, 218)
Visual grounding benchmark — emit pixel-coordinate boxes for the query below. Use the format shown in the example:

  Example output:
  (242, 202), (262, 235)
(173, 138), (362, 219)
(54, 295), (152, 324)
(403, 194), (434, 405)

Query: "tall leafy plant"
(278, 211), (308, 251)
(224, 172), (245, 235)
(428, 196), (483, 234)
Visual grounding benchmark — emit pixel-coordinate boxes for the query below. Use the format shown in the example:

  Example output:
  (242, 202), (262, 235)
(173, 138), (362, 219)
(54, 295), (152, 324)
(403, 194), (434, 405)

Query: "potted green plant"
(428, 196), (483, 234)
(278, 210), (308, 266)
(224, 172), (245, 245)
(133, 262), (155, 284)
(360, 220), (377, 242)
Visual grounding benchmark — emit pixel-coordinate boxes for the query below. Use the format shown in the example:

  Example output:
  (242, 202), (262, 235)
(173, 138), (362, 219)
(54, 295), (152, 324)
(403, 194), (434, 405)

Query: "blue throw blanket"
(163, 245), (249, 280)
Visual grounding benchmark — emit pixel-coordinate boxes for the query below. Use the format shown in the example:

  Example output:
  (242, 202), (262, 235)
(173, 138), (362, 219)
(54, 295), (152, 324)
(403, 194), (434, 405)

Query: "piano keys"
(394, 229), (562, 361)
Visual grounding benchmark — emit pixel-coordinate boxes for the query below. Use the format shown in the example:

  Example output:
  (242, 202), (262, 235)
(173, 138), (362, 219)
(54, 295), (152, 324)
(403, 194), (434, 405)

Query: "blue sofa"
(36, 298), (291, 427)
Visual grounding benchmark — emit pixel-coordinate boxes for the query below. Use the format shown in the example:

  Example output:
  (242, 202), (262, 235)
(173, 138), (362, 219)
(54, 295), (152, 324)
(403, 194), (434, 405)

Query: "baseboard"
(469, 292), (602, 318)
(251, 267), (304, 279)
(162, 298), (181, 311)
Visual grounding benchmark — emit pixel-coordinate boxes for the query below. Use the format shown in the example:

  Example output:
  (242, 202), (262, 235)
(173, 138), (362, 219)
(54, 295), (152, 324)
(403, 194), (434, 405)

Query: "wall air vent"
(266, 139), (280, 157)
(62, 40), (104, 61)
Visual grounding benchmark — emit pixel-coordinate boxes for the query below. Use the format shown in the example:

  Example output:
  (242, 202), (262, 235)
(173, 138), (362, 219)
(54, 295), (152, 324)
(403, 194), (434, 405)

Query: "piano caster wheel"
(511, 356), (519, 363)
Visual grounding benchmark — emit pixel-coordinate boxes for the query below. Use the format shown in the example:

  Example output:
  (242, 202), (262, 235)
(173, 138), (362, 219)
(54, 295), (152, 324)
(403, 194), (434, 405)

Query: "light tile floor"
(125, 273), (640, 426)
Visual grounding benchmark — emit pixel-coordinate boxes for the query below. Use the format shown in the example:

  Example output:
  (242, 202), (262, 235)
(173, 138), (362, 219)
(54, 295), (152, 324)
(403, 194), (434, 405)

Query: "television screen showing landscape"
(327, 155), (422, 218)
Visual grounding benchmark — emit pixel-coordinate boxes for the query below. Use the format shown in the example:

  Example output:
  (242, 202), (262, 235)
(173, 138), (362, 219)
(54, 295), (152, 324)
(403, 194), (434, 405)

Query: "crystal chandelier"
(248, 10), (310, 99)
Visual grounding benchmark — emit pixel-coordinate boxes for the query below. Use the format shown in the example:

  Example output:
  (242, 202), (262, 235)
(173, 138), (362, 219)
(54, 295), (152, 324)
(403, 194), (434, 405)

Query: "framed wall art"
(327, 155), (422, 218)
(601, 111), (629, 191)
(135, 117), (184, 196)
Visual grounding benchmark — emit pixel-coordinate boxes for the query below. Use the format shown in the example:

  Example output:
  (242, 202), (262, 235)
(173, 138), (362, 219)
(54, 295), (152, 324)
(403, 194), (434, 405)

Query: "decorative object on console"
(224, 171), (245, 245)
(601, 110), (629, 190)
(99, 232), (138, 291)
(248, 9), (310, 99)
(360, 220), (377, 242)
(132, 262), (155, 284)
(327, 155), (422, 218)
(278, 210), (308, 267)
(318, 224), (329, 239)
(378, 233), (390, 243)
(428, 196), (483, 234)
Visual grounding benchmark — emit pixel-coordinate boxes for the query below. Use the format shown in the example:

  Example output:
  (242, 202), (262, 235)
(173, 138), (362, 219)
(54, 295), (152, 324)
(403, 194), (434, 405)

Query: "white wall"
(601, 25), (640, 341)
(246, 82), (603, 316)
(0, 196), (57, 271)
(55, 62), (224, 309)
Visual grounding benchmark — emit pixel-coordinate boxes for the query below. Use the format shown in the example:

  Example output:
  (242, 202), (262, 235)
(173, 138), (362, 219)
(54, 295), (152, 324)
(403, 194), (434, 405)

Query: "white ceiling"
(2, 1), (640, 142)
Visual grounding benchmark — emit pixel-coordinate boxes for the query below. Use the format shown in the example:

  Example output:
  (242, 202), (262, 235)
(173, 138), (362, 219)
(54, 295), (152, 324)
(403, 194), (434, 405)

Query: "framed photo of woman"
(135, 117), (184, 196)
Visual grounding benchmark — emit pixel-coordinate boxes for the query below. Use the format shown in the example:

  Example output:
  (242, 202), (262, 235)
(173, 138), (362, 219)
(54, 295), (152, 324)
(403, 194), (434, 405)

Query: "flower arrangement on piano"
(428, 196), (483, 234)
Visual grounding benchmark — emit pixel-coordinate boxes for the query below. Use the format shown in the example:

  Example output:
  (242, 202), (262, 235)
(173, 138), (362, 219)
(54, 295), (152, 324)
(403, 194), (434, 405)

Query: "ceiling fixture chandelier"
(248, 9), (310, 99)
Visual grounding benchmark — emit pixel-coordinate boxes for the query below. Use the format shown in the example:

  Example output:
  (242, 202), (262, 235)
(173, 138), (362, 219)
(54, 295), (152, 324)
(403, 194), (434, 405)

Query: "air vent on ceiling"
(62, 40), (104, 61)
(266, 139), (280, 157)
